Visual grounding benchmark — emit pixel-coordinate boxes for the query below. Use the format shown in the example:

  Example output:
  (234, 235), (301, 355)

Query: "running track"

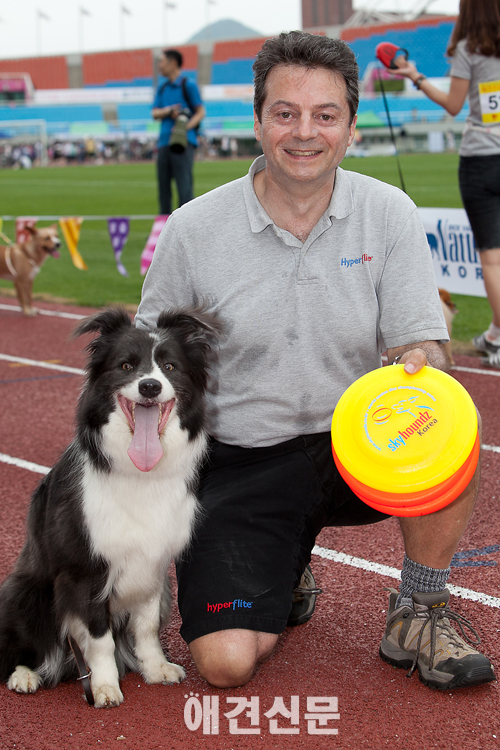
(0, 296), (498, 750)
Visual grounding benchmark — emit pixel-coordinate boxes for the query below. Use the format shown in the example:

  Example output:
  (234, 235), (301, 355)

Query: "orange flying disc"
(331, 365), (478, 516)
(332, 432), (480, 516)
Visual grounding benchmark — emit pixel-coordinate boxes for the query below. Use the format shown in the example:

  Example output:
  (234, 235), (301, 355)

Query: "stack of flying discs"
(331, 365), (479, 517)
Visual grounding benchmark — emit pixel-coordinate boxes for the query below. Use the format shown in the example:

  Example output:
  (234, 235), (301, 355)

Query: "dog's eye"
(122, 363), (134, 371)
(162, 363), (174, 371)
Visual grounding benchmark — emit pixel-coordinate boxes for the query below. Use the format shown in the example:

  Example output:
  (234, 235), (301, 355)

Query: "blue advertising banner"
(418, 208), (486, 298)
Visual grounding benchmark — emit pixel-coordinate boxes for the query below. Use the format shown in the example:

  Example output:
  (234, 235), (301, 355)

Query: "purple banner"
(108, 217), (130, 277)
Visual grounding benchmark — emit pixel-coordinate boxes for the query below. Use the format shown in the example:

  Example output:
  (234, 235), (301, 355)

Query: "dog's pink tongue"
(127, 404), (163, 472)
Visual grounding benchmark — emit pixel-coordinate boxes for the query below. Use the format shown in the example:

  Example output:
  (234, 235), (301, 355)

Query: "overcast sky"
(0, 0), (459, 60)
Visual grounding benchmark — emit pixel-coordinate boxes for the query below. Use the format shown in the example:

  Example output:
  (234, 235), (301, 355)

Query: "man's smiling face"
(254, 64), (357, 190)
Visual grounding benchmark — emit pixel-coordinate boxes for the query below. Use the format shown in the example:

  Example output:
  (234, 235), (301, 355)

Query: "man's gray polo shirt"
(136, 156), (447, 448)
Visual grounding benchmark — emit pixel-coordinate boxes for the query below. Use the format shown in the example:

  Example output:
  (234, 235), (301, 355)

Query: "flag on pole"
(80, 6), (91, 15)
(0, 219), (14, 245)
(140, 215), (169, 275)
(107, 217), (130, 276)
(59, 217), (88, 270)
(16, 217), (38, 245)
(38, 9), (50, 20)
(121, 4), (131, 14)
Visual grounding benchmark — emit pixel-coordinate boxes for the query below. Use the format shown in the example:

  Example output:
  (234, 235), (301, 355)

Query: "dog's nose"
(138, 379), (162, 398)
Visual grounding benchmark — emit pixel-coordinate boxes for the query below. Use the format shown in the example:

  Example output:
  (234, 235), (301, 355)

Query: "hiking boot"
(380, 588), (495, 689)
(472, 332), (500, 355)
(287, 565), (322, 627)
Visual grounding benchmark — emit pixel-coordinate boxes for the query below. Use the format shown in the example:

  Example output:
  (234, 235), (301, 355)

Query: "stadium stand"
(0, 56), (69, 89)
(341, 16), (456, 80)
(211, 38), (267, 85)
(82, 49), (155, 87)
(357, 95), (467, 127)
(82, 45), (198, 87)
(0, 16), (465, 155)
(0, 105), (103, 122)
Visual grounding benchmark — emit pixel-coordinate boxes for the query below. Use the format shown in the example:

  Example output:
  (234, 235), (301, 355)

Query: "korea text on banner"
(417, 207), (486, 298)
(59, 218), (88, 270)
(140, 215), (169, 275)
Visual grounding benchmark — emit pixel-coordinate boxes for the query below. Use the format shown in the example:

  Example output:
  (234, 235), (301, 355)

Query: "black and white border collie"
(0, 306), (220, 707)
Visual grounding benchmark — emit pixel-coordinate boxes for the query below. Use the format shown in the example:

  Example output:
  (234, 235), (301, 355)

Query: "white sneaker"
(472, 332), (500, 355)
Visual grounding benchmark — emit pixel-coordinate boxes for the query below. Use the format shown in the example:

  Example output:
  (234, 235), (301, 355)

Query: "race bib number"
(478, 80), (500, 123)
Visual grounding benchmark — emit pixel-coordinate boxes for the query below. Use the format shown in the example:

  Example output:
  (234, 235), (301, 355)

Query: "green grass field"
(0, 153), (491, 342)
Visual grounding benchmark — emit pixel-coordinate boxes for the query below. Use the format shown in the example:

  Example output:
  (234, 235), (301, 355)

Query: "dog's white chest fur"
(82, 416), (205, 607)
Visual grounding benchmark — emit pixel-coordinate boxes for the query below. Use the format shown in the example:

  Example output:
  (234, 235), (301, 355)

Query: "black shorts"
(176, 433), (389, 644)
(459, 154), (500, 250)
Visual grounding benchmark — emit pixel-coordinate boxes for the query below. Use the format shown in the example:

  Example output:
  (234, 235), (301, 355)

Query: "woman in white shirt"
(395, 0), (500, 367)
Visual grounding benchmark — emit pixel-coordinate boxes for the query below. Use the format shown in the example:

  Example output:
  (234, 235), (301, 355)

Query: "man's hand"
(387, 341), (450, 374)
(393, 347), (428, 374)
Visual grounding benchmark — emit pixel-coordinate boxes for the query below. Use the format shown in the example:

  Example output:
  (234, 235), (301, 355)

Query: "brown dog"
(438, 288), (458, 365)
(0, 225), (61, 316)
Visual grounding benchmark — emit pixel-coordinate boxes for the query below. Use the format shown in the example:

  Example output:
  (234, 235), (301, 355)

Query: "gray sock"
(396, 554), (450, 609)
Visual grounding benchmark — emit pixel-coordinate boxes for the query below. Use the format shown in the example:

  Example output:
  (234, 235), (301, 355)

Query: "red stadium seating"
(0, 57), (68, 89)
(341, 14), (454, 42)
(212, 38), (268, 63)
(82, 45), (199, 87)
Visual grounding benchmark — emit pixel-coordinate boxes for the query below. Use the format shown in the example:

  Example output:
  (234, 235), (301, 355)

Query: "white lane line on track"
(0, 452), (50, 475)
(1, 343), (498, 378)
(1, 354), (499, 456)
(0, 353), (84, 375)
(7, 356), (500, 455)
(0, 303), (86, 320)
(312, 545), (500, 609)
(452, 365), (500, 377)
(483, 444), (500, 454)
(0, 454), (498, 609)
(1, 355), (499, 453)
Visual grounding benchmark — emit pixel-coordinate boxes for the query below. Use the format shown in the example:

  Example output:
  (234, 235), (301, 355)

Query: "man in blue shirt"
(152, 49), (205, 215)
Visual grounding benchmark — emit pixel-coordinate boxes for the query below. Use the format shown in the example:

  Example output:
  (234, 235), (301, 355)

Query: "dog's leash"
(4, 245), (41, 280)
(67, 635), (95, 706)
(377, 66), (407, 195)
(1, 230), (17, 277)
(4, 247), (17, 277)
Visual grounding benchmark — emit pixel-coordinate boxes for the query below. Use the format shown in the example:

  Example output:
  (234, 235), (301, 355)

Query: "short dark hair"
(162, 48), (183, 68)
(253, 31), (359, 124)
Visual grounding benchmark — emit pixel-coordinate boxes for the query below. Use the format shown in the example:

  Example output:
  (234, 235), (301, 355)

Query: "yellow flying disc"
(331, 365), (477, 497)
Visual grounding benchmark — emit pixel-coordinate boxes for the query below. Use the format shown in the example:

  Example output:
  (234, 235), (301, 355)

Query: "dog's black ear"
(73, 307), (132, 340)
(156, 305), (223, 346)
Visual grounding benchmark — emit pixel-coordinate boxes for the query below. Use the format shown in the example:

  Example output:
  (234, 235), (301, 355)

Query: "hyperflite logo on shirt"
(340, 254), (373, 268)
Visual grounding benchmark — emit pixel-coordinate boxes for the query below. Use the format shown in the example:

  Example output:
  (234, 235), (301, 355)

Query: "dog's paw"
(142, 660), (186, 685)
(7, 666), (42, 694)
(92, 684), (124, 708)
